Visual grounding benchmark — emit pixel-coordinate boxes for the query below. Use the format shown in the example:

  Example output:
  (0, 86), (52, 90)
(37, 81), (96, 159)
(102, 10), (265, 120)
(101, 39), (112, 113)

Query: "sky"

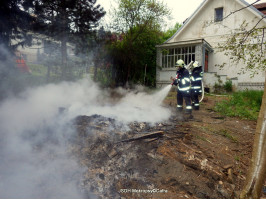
(97, 0), (266, 30)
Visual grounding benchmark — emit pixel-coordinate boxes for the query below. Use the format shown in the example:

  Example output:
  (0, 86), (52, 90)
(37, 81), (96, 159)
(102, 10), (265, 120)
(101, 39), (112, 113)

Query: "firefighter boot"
(194, 103), (200, 110)
(176, 105), (183, 112)
(184, 108), (193, 120)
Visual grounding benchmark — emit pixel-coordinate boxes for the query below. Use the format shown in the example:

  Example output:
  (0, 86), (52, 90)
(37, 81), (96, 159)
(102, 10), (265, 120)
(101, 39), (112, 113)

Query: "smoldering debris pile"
(0, 77), (173, 198)
(0, 76), (243, 198)
(70, 114), (239, 199)
(71, 114), (177, 198)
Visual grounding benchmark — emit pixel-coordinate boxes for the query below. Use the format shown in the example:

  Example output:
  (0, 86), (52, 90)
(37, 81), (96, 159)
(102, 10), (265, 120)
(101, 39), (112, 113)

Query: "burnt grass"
(70, 93), (263, 199)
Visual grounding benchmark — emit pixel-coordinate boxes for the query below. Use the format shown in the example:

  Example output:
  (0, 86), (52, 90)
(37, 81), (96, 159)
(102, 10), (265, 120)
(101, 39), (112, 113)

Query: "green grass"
(214, 90), (264, 120)
(29, 63), (48, 76)
(215, 129), (238, 143)
(234, 155), (240, 161)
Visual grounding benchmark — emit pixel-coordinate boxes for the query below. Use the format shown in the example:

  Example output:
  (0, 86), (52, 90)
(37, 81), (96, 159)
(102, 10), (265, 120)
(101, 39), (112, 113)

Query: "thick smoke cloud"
(0, 53), (171, 198)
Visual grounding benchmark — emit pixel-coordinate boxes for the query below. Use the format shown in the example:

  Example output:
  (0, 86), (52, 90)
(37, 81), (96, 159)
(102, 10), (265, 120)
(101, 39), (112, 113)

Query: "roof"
(253, 2), (266, 15)
(156, 38), (213, 52)
(240, 0), (266, 16)
(163, 0), (208, 44)
(163, 0), (266, 44)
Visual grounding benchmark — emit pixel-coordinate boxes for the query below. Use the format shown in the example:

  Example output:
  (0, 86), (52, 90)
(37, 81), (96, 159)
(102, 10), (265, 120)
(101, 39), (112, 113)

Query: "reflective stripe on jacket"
(191, 66), (203, 91)
(174, 67), (191, 92)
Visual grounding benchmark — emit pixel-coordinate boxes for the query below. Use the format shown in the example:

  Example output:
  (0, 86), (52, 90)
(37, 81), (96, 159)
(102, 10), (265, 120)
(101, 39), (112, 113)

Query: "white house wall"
(162, 0), (266, 90)
(17, 39), (44, 63)
(16, 38), (75, 64)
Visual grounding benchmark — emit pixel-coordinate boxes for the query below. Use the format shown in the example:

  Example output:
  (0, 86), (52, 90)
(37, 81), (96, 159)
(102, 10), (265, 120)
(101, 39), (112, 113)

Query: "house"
(156, 0), (266, 91)
(254, 2), (266, 15)
(16, 37), (75, 64)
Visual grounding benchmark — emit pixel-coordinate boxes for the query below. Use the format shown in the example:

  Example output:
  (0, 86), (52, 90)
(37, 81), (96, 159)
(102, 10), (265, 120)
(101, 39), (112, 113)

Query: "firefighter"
(190, 61), (203, 110)
(171, 59), (193, 118)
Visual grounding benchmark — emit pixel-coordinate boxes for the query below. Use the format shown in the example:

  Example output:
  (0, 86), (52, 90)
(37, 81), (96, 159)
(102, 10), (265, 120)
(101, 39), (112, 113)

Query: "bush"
(214, 90), (264, 120)
(224, 80), (233, 93)
(214, 80), (233, 94)
(213, 82), (225, 94)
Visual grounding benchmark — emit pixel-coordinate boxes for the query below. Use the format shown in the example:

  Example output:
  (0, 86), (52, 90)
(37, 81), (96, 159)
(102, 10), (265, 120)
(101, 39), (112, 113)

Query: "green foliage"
(214, 90), (264, 120)
(101, 0), (172, 87)
(94, 66), (114, 88)
(30, 64), (47, 77)
(217, 21), (266, 76)
(161, 23), (182, 42)
(32, 0), (106, 39)
(213, 75), (225, 94)
(213, 83), (224, 94)
(0, 0), (35, 49)
(215, 129), (238, 143)
(118, 26), (162, 86)
(111, 0), (171, 32)
(213, 75), (233, 94)
(224, 80), (233, 93)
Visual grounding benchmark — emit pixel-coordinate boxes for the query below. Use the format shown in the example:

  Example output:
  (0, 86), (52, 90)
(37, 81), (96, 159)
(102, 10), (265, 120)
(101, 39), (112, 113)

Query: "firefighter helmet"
(193, 61), (199, 68)
(175, 59), (185, 67)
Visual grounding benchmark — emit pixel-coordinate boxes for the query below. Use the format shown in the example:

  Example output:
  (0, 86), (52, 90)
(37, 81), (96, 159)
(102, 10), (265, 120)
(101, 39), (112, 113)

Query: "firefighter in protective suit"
(171, 59), (193, 117)
(190, 61), (203, 110)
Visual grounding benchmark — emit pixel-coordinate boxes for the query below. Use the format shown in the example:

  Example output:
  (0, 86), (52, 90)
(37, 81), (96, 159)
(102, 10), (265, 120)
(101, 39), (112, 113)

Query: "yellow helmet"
(175, 59), (185, 67)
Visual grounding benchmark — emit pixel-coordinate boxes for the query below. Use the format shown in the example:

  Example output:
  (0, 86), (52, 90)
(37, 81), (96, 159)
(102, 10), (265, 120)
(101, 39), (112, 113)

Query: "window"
(215, 7), (223, 22)
(161, 46), (195, 68)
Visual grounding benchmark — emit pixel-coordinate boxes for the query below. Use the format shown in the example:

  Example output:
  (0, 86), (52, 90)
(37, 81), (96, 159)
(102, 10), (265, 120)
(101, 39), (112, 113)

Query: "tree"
(0, 0), (36, 51)
(111, 0), (170, 32)
(107, 25), (163, 86)
(106, 0), (171, 86)
(240, 80), (266, 198)
(215, 1), (266, 198)
(161, 22), (182, 42)
(216, 20), (266, 77)
(0, 0), (39, 100)
(32, 0), (106, 80)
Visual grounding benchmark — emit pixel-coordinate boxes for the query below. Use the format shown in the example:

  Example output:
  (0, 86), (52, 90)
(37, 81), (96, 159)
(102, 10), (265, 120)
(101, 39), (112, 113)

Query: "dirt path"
(156, 93), (257, 198)
(73, 91), (265, 198)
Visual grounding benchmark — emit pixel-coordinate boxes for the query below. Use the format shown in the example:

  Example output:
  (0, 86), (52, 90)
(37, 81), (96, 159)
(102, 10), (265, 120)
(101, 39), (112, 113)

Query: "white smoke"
(0, 77), (171, 198)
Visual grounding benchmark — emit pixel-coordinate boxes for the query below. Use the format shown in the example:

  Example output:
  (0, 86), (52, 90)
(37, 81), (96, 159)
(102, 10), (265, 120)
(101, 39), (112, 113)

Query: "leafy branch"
(223, 0), (261, 20)
(216, 19), (266, 77)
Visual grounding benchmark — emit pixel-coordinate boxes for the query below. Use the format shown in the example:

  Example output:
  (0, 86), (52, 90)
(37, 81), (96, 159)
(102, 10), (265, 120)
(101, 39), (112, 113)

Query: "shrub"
(224, 80), (233, 93)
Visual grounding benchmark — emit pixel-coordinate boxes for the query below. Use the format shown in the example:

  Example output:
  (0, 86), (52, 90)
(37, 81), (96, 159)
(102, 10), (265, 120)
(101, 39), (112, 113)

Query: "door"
(204, 50), (208, 72)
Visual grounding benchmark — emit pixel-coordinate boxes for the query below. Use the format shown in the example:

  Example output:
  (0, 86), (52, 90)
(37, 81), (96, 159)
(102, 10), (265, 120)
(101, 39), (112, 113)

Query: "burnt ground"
(70, 91), (266, 199)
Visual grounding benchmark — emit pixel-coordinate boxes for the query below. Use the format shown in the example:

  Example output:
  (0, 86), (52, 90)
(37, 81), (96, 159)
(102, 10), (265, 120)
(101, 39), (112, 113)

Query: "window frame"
(215, 7), (224, 22)
(161, 46), (196, 68)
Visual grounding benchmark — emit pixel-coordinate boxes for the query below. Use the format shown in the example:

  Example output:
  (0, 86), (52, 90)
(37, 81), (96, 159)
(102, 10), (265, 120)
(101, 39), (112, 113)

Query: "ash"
(71, 114), (178, 198)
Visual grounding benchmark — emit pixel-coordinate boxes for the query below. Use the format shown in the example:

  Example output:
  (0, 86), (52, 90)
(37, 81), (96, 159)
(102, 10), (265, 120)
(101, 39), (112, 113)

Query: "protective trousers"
(191, 90), (201, 110)
(177, 90), (192, 113)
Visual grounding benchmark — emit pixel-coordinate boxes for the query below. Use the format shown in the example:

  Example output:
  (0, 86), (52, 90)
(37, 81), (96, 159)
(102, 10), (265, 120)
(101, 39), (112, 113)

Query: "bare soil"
(72, 90), (266, 199)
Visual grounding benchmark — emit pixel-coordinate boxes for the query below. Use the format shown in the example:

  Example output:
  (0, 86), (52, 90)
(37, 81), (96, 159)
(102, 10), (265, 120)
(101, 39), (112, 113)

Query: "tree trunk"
(93, 62), (98, 82)
(61, 35), (67, 79)
(240, 72), (266, 198)
(46, 65), (51, 83)
(60, 7), (68, 80)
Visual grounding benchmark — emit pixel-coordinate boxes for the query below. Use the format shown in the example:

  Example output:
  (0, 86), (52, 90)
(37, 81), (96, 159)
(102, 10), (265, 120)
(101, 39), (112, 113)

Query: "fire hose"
(172, 61), (205, 102)
(199, 81), (204, 103)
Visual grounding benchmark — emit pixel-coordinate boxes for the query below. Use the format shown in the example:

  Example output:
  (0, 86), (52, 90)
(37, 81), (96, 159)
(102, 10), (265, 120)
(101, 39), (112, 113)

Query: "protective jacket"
(172, 67), (191, 93)
(190, 66), (203, 110)
(190, 66), (203, 93)
(172, 67), (192, 113)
